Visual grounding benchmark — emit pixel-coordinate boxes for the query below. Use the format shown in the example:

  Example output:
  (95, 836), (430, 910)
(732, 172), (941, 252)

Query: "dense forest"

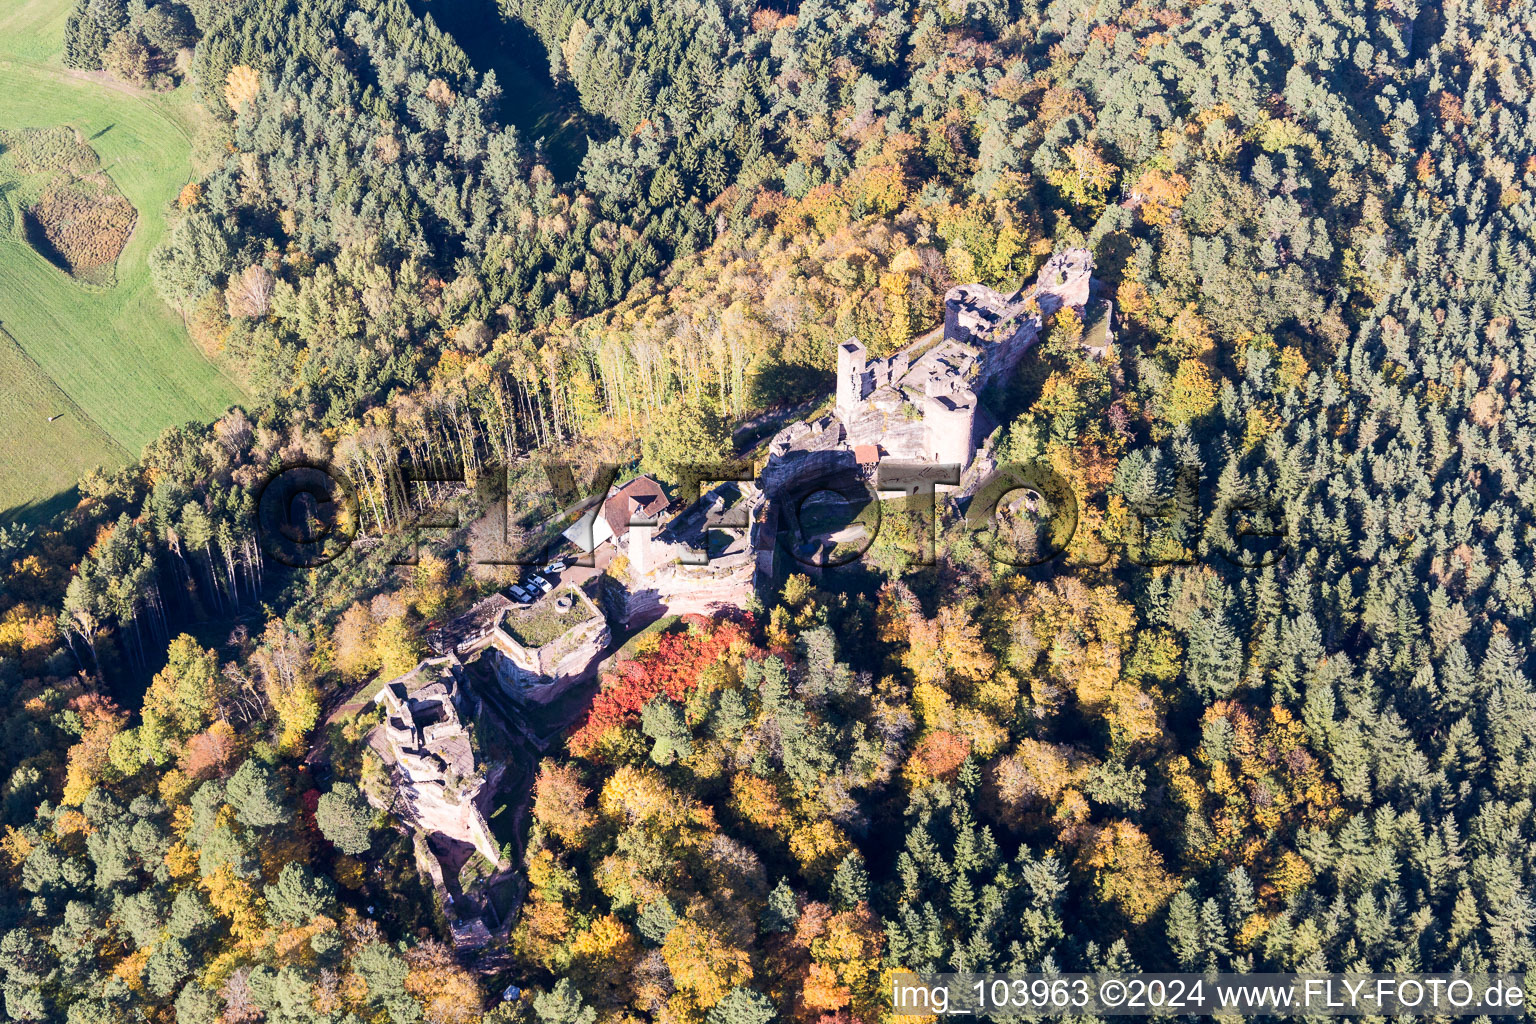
(4, 0), (1536, 1019)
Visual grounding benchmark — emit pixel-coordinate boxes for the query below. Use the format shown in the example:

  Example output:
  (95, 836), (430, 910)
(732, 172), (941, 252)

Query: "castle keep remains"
(770, 247), (1107, 481)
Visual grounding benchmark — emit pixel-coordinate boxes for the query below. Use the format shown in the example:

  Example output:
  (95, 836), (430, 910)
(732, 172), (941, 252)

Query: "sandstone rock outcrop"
(372, 659), (502, 868)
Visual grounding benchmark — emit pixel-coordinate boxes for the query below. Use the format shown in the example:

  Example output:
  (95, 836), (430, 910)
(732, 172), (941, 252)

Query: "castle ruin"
(373, 658), (503, 870)
(766, 248), (1108, 487)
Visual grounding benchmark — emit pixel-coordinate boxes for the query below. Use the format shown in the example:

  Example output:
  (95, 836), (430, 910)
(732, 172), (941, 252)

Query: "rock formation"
(372, 658), (502, 868)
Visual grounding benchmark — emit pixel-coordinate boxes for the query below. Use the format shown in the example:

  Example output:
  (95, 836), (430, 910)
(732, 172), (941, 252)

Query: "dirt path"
(733, 398), (819, 455)
(0, 54), (194, 146)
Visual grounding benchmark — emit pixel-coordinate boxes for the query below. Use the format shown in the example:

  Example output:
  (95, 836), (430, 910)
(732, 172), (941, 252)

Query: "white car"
(543, 560), (568, 574)
(531, 575), (554, 595)
(507, 585), (532, 604)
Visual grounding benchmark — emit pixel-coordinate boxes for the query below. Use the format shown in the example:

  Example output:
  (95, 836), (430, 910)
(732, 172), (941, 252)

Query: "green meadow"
(0, 0), (244, 520)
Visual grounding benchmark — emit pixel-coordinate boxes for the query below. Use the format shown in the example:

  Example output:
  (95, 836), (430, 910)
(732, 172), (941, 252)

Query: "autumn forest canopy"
(4, 0), (1536, 1020)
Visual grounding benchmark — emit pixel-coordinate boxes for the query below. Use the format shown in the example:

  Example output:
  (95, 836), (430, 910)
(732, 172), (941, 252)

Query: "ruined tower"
(837, 339), (867, 416)
(922, 378), (978, 470)
(1032, 249), (1093, 315)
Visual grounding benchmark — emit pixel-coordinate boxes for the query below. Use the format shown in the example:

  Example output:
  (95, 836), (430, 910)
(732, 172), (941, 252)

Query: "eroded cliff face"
(610, 559), (756, 630)
(484, 615), (612, 703)
(369, 661), (504, 869)
(393, 760), (505, 868)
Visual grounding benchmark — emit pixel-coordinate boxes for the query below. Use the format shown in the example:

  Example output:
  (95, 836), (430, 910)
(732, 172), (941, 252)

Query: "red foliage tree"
(297, 787), (322, 837)
(182, 722), (238, 780)
(568, 614), (753, 756)
(908, 730), (971, 783)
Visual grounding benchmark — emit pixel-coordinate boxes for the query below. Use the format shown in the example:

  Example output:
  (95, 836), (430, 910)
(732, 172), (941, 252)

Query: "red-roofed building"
(603, 475), (667, 540)
(564, 475), (670, 553)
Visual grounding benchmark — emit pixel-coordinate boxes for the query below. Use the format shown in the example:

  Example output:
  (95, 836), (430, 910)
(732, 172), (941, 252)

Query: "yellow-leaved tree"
(1048, 142), (1117, 209)
(1163, 359), (1219, 425)
(252, 620), (320, 753)
(404, 940), (486, 1024)
(1075, 821), (1180, 924)
(224, 65), (260, 112)
(331, 602), (379, 681)
(662, 899), (754, 1011)
(61, 694), (126, 806)
(373, 615), (424, 681)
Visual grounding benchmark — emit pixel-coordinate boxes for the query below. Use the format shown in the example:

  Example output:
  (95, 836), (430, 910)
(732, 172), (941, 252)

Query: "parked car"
(543, 559), (568, 574)
(507, 585), (532, 604)
(531, 575), (555, 595)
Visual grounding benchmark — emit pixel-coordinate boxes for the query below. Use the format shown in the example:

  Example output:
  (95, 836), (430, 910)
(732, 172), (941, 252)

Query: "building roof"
(853, 444), (881, 465)
(562, 505), (601, 552)
(603, 475), (667, 539)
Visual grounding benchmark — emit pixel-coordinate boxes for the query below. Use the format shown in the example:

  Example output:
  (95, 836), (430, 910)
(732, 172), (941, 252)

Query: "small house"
(564, 474), (669, 553)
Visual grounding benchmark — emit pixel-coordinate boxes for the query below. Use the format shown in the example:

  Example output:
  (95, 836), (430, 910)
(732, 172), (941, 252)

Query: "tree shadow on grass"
(2, 484), (79, 527)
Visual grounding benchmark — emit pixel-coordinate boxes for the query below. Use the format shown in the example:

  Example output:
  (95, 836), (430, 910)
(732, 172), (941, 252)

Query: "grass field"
(0, 326), (127, 519)
(0, 0), (245, 521)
